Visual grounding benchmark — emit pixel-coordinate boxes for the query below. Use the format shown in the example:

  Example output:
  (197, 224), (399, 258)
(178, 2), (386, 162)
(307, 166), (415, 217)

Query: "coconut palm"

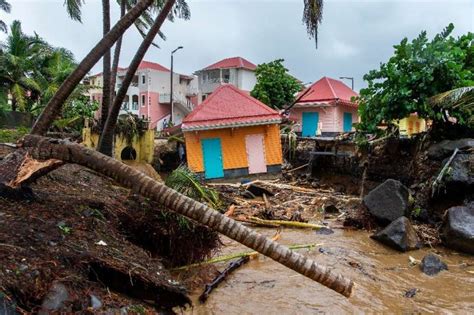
(31, 0), (156, 135)
(21, 134), (354, 297)
(98, 0), (190, 156)
(429, 86), (474, 128)
(0, 20), (45, 111)
(0, 0), (11, 33)
(303, 0), (323, 47)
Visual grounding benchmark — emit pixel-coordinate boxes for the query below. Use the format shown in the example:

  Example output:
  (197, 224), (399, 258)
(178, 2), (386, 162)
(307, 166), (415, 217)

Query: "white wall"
(238, 69), (257, 91)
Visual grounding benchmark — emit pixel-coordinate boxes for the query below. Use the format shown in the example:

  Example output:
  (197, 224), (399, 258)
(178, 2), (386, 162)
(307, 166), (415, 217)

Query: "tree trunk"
(100, 0), (112, 130)
(30, 0), (155, 136)
(20, 135), (354, 297)
(109, 0), (126, 103)
(98, 0), (176, 156)
(11, 97), (17, 112)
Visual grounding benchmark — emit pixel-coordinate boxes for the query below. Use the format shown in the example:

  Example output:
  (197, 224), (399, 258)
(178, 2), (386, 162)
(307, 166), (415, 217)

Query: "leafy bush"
(0, 126), (29, 143)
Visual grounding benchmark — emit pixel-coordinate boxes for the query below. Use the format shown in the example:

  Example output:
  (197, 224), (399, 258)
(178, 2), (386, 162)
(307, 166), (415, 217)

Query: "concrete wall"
(238, 69), (257, 91)
(184, 124), (282, 174)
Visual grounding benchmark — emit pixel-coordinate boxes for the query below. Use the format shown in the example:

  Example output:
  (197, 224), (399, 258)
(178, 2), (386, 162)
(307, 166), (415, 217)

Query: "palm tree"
(303, 0), (323, 47)
(0, 21), (45, 111)
(429, 86), (474, 128)
(21, 134), (354, 297)
(0, 0), (11, 33)
(101, 0), (112, 129)
(98, 0), (191, 156)
(31, 0), (156, 135)
(110, 0), (126, 100)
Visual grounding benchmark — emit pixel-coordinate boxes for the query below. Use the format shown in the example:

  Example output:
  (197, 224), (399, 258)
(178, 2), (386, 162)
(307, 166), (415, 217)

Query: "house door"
(302, 112), (319, 137)
(245, 134), (267, 174)
(343, 112), (353, 132)
(201, 138), (224, 179)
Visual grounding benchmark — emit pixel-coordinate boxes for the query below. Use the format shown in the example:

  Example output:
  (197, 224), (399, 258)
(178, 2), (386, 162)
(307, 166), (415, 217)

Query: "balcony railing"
(159, 93), (194, 113)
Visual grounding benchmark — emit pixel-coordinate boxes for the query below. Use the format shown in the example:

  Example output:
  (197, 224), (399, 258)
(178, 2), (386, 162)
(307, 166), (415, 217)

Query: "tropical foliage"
(0, 0), (11, 33)
(358, 24), (474, 131)
(251, 59), (303, 110)
(429, 86), (474, 128)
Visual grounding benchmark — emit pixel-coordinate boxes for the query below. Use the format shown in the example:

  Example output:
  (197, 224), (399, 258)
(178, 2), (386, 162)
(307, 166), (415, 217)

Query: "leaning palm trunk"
(109, 0), (126, 100)
(20, 135), (354, 297)
(98, 0), (176, 156)
(101, 0), (112, 129)
(31, 0), (155, 136)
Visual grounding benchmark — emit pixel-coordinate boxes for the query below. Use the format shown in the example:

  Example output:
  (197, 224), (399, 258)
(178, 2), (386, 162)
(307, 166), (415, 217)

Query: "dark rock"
(443, 154), (473, 186)
(363, 179), (409, 224)
(324, 204), (340, 214)
(241, 190), (256, 199)
(420, 254), (448, 276)
(371, 216), (421, 252)
(315, 227), (334, 235)
(404, 288), (418, 298)
(442, 204), (474, 254)
(245, 184), (274, 197)
(40, 283), (69, 312)
(90, 295), (102, 310)
(428, 138), (474, 160)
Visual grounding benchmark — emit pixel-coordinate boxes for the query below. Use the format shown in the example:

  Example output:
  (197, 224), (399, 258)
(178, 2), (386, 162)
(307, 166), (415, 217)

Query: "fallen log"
(172, 243), (320, 271)
(242, 217), (326, 230)
(199, 256), (250, 303)
(17, 135), (354, 297)
(431, 147), (459, 196)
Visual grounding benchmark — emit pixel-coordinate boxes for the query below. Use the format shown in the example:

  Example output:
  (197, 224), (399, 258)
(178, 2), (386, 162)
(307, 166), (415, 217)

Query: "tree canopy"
(358, 24), (474, 131)
(251, 59), (302, 110)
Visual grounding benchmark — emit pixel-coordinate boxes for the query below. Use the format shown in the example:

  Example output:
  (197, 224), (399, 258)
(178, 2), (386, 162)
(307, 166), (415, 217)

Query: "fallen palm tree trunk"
(239, 216), (326, 230)
(17, 135), (354, 297)
(172, 243), (320, 271)
(199, 256), (250, 303)
(431, 147), (459, 196)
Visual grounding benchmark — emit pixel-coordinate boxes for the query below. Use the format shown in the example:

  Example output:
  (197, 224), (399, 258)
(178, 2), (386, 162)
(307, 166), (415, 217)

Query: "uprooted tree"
(1, 0), (356, 299)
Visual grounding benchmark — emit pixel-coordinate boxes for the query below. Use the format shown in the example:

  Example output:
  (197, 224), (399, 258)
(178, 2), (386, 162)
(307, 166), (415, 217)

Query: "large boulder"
(428, 138), (474, 160)
(442, 204), (474, 254)
(371, 216), (421, 252)
(444, 154), (473, 186)
(363, 179), (409, 224)
(420, 254), (448, 276)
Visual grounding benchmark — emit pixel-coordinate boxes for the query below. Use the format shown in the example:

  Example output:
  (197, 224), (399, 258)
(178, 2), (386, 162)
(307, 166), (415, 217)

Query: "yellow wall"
(82, 128), (155, 163)
(184, 124), (283, 173)
(397, 115), (427, 137)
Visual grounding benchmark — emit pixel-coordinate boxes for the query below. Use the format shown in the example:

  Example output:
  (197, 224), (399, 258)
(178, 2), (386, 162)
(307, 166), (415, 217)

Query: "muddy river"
(185, 228), (474, 314)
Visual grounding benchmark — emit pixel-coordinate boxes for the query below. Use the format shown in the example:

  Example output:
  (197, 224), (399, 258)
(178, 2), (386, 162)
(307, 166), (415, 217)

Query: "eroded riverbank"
(186, 228), (474, 314)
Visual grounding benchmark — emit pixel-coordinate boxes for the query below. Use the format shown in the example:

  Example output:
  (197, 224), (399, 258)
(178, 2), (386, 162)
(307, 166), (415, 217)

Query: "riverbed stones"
(443, 154), (473, 187)
(40, 283), (69, 313)
(363, 179), (409, 224)
(371, 216), (421, 252)
(442, 204), (474, 254)
(428, 138), (474, 160)
(420, 254), (448, 276)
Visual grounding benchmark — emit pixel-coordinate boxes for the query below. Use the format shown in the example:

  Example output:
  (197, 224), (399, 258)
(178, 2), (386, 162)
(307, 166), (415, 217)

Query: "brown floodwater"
(184, 228), (474, 314)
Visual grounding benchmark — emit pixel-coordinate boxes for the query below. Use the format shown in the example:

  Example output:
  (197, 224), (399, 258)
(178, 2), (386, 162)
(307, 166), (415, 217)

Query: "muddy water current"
(186, 228), (474, 314)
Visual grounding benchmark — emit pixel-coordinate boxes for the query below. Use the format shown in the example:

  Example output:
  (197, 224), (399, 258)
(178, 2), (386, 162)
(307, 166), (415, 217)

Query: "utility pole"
(339, 76), (354, 90)
(170, 46), (183, 124)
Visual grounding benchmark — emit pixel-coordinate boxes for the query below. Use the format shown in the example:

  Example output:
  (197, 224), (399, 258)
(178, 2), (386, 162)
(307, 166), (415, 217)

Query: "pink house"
(288, 77), (359, 137)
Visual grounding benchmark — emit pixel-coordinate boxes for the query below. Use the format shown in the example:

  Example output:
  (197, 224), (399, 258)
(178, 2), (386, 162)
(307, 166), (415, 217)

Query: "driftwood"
(238, 216), (326, 230)
(286, 163), (310, 173)
(431, 147), (459, 196)
(199, 256), (250, 303)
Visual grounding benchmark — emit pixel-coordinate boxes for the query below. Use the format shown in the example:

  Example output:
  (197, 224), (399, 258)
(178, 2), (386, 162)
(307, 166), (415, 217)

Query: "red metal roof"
(295, 77), (358, 106)
(137, 60), (170, 72)
(202, 57), (257, 71)
(182, 85), (281, 131)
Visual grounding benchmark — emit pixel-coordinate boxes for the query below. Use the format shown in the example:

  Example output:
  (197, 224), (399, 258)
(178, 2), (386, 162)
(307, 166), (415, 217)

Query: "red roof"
(182, 85), (281, 131)
(295, 77), (358, 106)
(202, 57), (257, 71)
(137, 60), (170, 72)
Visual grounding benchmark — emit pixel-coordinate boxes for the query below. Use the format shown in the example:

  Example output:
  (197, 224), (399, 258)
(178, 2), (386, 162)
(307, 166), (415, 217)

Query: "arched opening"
(121, 146), (137, 161)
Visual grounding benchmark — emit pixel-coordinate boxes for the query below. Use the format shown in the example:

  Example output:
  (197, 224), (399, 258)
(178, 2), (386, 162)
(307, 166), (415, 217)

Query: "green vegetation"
(358, 24), (474, 132)
(0, 1), (11, 33)
(251, 59), (303, 109)
(0, 126), (29, 143)
(165, 165), (221, 210)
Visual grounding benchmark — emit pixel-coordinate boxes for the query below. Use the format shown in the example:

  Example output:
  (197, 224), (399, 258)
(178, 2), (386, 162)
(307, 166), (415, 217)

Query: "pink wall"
(289, 106), (338, 133)
(138, 92), (171, 129)
(289, 105), (359, 133)
(335, 104), (359, 132)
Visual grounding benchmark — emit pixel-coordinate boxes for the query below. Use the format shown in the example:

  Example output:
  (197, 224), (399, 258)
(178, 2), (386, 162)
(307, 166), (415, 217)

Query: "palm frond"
(302, 0), (323, 48)
(0, 0), (11, 13)
(165, 166), (221, 209)
(429, 87), (474, 128)
(63, 0), (84, 22)
(0, 20), (6, 33)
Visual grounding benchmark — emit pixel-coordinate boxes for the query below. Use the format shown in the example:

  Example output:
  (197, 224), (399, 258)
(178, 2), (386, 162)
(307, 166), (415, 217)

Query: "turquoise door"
(201, 138), (224, 179)
(302, 112), (319, 137)
(343, 112), (353, 132)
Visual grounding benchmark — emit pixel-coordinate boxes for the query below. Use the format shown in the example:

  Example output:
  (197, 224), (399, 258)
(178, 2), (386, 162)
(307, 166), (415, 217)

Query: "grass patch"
(0, 127), (30, 143)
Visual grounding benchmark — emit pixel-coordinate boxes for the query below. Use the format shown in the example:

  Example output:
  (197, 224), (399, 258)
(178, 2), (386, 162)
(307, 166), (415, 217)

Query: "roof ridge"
(324, 77), (338, 99)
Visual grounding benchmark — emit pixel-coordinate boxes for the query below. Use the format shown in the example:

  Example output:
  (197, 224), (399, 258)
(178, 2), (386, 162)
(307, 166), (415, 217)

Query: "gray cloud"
(2, 0), (473, 91)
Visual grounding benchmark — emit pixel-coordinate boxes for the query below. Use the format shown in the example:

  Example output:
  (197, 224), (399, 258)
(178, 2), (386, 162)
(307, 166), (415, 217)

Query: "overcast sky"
(2, 0), (473, 91)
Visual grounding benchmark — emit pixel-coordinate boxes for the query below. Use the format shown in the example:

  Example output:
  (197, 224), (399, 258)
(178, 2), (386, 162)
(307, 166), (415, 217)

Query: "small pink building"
(288, 77), (359, 137)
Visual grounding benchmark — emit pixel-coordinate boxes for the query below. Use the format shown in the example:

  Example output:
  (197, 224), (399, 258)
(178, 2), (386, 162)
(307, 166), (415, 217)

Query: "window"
(141, 95), (146, 107)
(142, 75), (146, 85)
